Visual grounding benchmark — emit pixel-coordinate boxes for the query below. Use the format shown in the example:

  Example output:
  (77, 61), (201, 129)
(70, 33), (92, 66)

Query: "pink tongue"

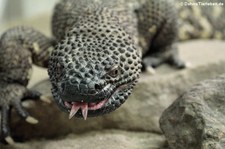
(68, 102), (88, 120)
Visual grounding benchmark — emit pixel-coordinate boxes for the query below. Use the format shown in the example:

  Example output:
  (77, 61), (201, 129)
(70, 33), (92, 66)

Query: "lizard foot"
(0, 84), (50, 144)
(141, 56), (161, 74)
(167, 55), (190, 69)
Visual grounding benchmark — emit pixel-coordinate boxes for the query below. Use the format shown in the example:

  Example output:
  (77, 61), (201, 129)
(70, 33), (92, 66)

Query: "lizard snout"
(60, 79), (109, 103)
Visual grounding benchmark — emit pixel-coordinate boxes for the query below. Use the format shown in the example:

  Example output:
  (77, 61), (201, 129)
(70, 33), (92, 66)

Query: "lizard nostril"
(94, 84), (101, 90)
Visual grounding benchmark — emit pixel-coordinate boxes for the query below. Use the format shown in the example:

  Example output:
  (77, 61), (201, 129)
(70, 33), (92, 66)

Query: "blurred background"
(0, 0), (60, 86)
(0, 0), (58, 34)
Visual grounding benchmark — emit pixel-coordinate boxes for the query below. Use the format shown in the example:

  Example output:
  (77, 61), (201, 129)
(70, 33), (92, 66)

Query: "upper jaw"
(60, 83), (114, 103)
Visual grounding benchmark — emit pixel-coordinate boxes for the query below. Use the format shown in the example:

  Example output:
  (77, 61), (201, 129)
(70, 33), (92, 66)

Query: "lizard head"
(48, 22), (141, 120)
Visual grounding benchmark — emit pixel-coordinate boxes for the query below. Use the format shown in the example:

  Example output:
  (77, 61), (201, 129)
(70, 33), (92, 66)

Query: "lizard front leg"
(142, 44), (188, 70)
(136, 0), (188, 72)
(0, 26), (54, 143)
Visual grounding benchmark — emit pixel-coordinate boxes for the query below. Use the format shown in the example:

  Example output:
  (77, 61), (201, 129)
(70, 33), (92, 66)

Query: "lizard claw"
(22, 90), (52, 104)
(184, 61), (192, 68)
(5, 136), (15, 145)
(146, 66), (156, 75)
(1, 100), (39, 144)
(25, 116), (39, 124)
(40, 95), (52, 104)
(0, 86), (43, 144)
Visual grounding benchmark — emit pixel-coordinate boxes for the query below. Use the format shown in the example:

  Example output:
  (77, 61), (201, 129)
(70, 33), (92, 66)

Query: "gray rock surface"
(2, 130), (168, 149)
(9, 61), (225, 140)
(160, 75), (225, 149)
(2, 60), (223, 149)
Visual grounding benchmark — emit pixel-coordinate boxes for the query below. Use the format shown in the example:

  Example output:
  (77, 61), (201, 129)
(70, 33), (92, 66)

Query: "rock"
(160, 75), (225, 149)
(1, 130), (168, 149)
(9, 61), (225, 141)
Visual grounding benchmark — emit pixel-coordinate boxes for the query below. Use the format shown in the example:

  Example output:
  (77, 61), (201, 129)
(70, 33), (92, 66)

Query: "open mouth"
(64, 99), (108, 120)
(61, 81), (135, 120)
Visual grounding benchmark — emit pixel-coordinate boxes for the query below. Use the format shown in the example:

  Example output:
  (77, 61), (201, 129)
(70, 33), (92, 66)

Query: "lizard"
(0, 0), (225, 144)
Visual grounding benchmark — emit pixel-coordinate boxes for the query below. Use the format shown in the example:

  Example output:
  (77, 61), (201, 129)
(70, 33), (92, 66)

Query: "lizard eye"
(108, 65), (120, 78)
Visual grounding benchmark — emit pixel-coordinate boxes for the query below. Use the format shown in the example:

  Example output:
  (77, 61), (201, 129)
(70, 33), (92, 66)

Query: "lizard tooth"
(81, 103), (88, 120)
(64, 101), (72, 108)
(40, 95), (52, 104)
(69, 104), (80, 119)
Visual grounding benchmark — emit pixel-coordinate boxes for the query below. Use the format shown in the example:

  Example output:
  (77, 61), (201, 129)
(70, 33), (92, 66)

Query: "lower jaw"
(60, 82), (133, 119)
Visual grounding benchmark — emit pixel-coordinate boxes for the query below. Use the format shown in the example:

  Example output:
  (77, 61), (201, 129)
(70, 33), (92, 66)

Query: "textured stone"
(1, 130), (168, 149)
(160, 75), (225, 149)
